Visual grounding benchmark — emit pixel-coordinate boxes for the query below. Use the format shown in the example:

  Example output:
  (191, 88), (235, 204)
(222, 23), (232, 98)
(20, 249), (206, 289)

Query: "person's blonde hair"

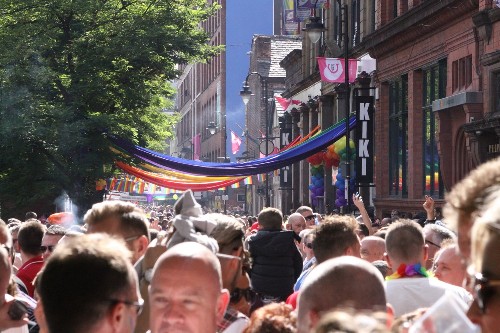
(471, 189), (500, 271)
(443, 157), (500, 231)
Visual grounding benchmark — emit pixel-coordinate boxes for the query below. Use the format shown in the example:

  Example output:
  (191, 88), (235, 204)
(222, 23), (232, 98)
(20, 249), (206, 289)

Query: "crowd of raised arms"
(1, 156), (500, 333)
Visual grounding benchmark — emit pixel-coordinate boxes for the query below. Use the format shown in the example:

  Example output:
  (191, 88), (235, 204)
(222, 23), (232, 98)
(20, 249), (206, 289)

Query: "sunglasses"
(40, 245), (56, 253)
(108, 298), (144, 315)
(425, 239), (441, 249)
(305, 243), (313, 249)
(305, 215), (316, 221)
(1, 245), (12, 255)
(471, 273), (500, 314)
(230, 288), (256, 304)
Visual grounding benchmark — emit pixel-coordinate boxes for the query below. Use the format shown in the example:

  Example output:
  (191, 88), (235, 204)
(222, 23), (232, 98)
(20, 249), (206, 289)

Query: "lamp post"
(206, 120), (229, 214)
(240, 72), (271, 207)
(304, 4), (352, 213)
(342, 4), (351, 214)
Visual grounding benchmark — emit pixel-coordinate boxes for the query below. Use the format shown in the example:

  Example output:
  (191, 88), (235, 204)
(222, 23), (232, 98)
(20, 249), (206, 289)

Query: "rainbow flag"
(109, 177), (117, 190)
(138, 182), (145, 194)
(117, 179), (125, 192)
(244, 176), (253, 185)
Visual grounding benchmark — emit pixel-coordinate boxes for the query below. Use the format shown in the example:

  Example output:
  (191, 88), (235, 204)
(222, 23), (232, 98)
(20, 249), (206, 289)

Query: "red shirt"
(16, 255), (44, 297)
(286, 290), (299, 310)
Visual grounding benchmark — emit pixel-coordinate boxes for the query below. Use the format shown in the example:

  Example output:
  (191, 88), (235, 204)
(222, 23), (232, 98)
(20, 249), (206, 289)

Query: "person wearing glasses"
(295, 206), (316, 227)
(466, 188), (500, 333)
(37, 233), (142, 333)
(84, 200), (150, 265)
(422, 223), (456, 269)
(40, 225), (66, 262)
(431, 239), (467, 288)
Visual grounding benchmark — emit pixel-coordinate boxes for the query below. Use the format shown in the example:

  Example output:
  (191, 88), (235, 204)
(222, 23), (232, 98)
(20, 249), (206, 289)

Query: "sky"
(225, 0), (273, 160)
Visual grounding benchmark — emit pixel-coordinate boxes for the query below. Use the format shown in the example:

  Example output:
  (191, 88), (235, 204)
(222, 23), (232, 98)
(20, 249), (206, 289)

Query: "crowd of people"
(1, 156), (500, 332)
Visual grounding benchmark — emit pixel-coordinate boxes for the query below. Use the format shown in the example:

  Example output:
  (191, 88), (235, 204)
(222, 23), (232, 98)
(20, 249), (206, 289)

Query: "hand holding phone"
(7, 298), (28, 321)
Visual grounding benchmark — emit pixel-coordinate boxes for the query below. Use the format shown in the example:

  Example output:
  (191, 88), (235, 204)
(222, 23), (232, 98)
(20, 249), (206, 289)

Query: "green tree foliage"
(0, 0), (222, 218)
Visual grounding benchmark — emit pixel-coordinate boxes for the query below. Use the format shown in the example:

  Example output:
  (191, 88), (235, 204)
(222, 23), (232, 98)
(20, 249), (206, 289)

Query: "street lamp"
(303, 16), (324, 44)
(302, 0), (325, 44)
(304, 4), (352, 213)
(240, 72), (271, 207)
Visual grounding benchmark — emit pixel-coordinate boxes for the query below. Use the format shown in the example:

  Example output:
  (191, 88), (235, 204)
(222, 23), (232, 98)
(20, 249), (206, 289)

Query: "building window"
(237, 194), (245, 202)
(389, 75), (408, 197)
(332, 0), (343, 48)
(422, 60), (446, 198)
(371, 0), (376, 32)
(452, 55), (472, 92)
(351, 0), (360, 47)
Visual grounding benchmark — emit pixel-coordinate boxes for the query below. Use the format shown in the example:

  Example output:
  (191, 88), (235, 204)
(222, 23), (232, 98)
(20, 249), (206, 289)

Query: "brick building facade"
(365, 0), (500, 217)
(279, 0), (500, 218)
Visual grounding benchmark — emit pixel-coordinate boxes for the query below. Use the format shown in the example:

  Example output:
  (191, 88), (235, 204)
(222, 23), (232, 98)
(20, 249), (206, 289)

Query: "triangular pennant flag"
(231, 130), (242, 155)
(275, 96), (302, 111)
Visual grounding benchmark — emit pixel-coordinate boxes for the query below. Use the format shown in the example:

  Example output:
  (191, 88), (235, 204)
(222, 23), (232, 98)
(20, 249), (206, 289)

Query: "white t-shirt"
(385, 277), (472, 317)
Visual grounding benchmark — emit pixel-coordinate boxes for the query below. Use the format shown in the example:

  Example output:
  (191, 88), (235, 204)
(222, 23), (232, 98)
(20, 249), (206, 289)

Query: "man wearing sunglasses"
(296, 206), (316, 227)
(38, 233), (142, 333)
(40, 225), (66, 261)
(467, 190), (500, 333)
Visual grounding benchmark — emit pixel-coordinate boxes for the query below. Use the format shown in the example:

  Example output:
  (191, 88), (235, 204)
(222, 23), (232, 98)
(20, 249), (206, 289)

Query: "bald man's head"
(288, 213), (307, 235)
(360, 236), (386, 263)
(153, 242), (223, 289)
(297, 256), (386, 333)
(149, 242), (229, 333)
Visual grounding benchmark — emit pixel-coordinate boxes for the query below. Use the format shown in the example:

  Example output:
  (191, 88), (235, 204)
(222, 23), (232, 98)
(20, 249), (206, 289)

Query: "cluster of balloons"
(332, 136), (356, 208)
(306, 152), (325, 207)
(306, 136), (357, 208)
(334, 168), (356, 207)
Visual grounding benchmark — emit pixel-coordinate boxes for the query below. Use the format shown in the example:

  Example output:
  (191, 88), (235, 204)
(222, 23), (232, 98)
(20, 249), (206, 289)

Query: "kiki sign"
(355, 96), (374, 184)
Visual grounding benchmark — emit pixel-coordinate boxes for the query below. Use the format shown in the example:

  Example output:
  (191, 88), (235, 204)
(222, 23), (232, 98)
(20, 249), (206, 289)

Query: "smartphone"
(8, 298), (28, 320)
